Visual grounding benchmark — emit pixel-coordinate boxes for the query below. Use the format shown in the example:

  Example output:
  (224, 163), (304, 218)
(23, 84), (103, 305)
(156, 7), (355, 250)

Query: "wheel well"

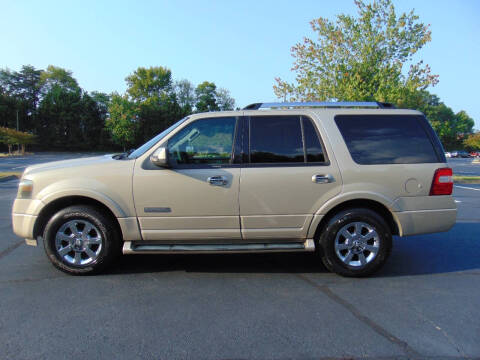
(33, 196), (123, 239)
(314, 199), (399, 239)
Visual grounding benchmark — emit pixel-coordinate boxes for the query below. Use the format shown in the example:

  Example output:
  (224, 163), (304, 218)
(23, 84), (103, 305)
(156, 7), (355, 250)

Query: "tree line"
(0, 65), (235, 152)
(2, 0), (478, 154)
(274, 0), (478, 150)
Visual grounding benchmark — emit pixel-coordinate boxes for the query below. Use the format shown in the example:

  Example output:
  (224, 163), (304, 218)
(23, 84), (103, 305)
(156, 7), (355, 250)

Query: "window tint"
(335, 115), (440, 164)
(302, 117), (325, 162)
(250, 116), (304, 163)
(167, 117), (236, 165)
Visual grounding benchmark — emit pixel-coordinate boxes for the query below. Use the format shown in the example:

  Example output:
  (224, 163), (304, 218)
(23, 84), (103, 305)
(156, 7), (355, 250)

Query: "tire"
(43, 205), (121, 275)
(317, 208), (392, 277)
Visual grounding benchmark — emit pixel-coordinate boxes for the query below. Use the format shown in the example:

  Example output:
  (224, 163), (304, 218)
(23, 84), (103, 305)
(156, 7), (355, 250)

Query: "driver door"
(133, 116), (242, 242)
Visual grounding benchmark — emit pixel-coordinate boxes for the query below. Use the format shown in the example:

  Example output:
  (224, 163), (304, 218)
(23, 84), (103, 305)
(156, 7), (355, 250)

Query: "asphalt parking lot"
(1, 154), (479, 359)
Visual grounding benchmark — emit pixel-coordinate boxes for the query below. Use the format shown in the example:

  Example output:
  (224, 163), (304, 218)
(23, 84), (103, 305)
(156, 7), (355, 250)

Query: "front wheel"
(318, 208), (392, 277)
(43, 205), (121, 275)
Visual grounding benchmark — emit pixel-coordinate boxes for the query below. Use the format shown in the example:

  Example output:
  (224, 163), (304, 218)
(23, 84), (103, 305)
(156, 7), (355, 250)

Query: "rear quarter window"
(335, 115), (443, 164)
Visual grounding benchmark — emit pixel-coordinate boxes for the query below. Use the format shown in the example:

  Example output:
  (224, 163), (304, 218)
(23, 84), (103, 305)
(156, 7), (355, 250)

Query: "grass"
(0, 152), (34, 157)
(453, 175), (480, 184)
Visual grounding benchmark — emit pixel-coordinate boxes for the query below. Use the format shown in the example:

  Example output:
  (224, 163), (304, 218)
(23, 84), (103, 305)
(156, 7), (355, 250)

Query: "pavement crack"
(409, 303), (471, 360)
(0, 275), (67, 284)
(295, 273), (423, 360)
(0, 239), (24, 260)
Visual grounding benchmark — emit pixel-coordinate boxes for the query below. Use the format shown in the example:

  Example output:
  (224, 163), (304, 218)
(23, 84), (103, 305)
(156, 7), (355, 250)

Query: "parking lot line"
(454, 185), (480, 192)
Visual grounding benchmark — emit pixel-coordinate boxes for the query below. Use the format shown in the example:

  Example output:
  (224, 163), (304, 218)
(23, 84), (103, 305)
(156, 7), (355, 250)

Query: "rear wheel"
(317, 208), (392, 277)
(43, 205), (121, 275)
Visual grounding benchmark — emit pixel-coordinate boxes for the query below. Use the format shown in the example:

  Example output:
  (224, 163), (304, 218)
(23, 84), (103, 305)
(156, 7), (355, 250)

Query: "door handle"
(312, 174), (334, 184)
(207, 176), (228, 186)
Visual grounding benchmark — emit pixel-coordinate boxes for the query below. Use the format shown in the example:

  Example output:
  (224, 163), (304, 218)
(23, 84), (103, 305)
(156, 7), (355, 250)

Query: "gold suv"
(12, 102), (456, 276)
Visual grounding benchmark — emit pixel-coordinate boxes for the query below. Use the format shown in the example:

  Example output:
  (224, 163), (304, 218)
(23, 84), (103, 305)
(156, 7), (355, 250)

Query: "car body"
(12, 102), (456, 277)
(444, 152), (451, 158)
(470, 151), (479, 157)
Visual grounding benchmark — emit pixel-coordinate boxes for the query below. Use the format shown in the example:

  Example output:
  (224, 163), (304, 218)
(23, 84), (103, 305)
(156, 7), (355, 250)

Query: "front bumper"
(12, 198), (44, 241)
(12, 213), (37, 239)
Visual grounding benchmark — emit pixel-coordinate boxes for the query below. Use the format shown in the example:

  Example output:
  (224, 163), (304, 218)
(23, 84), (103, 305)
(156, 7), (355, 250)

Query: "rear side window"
(302, 117), (326, 162)
(250, 116), (304, 163)
(249, 116), (327, 164)
(335, 115), (441, 165)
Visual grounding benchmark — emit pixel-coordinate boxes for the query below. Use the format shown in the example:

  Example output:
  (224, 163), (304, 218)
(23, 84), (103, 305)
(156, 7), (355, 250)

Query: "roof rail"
(243, 101), (396, 110)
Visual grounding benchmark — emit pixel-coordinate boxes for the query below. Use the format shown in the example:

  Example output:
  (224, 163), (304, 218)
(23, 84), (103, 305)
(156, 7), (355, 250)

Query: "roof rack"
(243, 101), (396, 110)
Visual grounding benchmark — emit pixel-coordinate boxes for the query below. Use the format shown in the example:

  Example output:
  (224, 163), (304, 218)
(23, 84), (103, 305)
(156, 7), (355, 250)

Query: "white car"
(445, 152), (452, 158)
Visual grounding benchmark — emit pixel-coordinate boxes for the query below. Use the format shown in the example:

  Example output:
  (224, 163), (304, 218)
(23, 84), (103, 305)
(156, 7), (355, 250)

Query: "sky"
(1, 0), (479, 128)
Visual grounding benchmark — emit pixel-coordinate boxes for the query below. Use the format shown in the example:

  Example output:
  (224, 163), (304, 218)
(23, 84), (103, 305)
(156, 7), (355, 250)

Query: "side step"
(123, 239), (315, 254)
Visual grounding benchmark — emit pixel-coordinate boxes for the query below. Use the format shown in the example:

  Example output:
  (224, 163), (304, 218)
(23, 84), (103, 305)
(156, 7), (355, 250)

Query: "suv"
(12, 102), (456, 277)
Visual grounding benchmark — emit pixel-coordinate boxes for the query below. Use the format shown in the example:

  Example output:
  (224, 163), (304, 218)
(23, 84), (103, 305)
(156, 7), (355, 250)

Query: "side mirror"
(150, 147), (169, 167)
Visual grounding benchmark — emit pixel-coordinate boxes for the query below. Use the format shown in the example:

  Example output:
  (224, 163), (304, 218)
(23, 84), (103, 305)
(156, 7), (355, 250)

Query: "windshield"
(127, 117), (189, 159)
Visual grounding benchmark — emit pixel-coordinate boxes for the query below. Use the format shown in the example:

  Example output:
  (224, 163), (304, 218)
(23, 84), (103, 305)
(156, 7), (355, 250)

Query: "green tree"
(126, 66), (173, 102)
(0, 127), (17, 154)
(37, 85), (83, 148)
(40, 65), (80, 94)
(0, 127), (36, 154)
(124, 66), (186, 144)
(175, 79), (195, 113)
(455, 111), (475, 136)
(420, 97), (474, 150)
(216, 88), (235, 111)
(195, 81), (219, 112)
(464, 132), (480, 150)
(274, 0), (438, 106)
(0, 65), (42, 131)
(106, 94), (139, 151)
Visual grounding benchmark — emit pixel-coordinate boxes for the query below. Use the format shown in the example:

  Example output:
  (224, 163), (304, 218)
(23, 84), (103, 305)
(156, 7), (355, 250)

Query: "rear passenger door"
(239, 115), (342, 242)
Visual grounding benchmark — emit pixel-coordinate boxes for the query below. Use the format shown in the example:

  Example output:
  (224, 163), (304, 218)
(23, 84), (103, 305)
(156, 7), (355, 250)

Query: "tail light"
(430, 168), (453, 195)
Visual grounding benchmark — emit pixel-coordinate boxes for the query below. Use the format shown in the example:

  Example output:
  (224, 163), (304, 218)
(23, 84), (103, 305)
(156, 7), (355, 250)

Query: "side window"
(250, 116), (304, 163)
(302, 117), (326, 162)
(335, 115), (440, 164)
(167, 117), (236, 165)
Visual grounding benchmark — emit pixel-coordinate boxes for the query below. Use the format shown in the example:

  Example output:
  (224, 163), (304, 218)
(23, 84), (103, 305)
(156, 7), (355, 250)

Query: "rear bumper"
(12, 213), (37, 239)
(394, 208), (457, 236)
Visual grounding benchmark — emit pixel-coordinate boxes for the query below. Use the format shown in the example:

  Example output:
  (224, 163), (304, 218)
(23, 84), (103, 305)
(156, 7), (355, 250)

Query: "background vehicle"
(451, 150), (471, 158)
(445, 152), (452, 158)
(12, 101), (456, 277)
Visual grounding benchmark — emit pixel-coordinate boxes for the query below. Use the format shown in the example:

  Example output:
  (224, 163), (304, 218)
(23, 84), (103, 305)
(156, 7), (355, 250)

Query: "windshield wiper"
(113, 149), (135, 160)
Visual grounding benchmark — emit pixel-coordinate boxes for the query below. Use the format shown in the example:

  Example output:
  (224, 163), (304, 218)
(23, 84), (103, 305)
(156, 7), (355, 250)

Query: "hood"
(23, 154), (120, 177)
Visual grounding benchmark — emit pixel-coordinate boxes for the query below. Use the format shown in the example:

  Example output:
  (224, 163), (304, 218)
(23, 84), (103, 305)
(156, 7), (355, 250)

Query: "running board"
(123, 239), (315, 254)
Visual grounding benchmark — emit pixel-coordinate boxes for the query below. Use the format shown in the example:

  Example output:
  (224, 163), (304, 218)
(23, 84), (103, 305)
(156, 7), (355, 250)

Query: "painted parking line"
(454, 185), (480, 192)
(12, 166), (27, 169)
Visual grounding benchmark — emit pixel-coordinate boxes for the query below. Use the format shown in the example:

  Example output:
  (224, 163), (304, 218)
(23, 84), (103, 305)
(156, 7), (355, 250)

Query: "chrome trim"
(144, 207), (172, 213)
(123, 239), (315, 254)
(312, 174), (334, 183)
(55, 220), (103, 266)
(334, 222), (380, 268)
(244, 102), (389, 110)
(207, 175), (228, 186)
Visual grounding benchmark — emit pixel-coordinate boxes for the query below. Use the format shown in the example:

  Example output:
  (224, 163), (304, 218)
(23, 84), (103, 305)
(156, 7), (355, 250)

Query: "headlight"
(17, 179), (33, 199)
